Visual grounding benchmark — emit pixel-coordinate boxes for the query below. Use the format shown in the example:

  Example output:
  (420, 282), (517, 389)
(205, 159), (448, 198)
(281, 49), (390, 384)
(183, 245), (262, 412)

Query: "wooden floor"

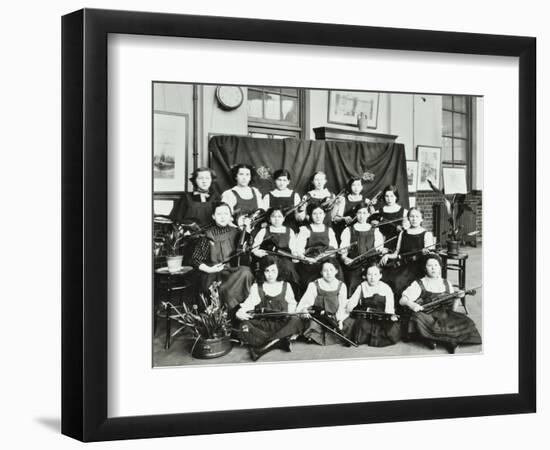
(153, 246), (482, 367)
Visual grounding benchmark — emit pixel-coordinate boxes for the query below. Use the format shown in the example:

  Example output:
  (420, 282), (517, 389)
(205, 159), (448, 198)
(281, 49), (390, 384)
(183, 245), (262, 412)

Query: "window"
(247, 86), (304, 138)
(442, 95), (471, 168)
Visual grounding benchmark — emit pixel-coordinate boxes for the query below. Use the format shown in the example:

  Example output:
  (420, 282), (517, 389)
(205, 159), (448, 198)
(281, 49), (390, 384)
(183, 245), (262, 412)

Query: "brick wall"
(412, 190), (482, 243)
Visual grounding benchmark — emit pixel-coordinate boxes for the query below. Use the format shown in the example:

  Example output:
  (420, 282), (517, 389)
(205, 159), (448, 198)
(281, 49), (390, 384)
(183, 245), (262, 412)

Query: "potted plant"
(427, 179), (473, 256)
(160, 220), (187, 273)
(165, 281), (232, 359)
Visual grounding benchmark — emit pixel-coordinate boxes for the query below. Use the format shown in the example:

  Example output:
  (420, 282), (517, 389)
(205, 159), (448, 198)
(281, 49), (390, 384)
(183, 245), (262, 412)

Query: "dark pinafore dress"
(269, 190), (298, 230)
(307, 192), (333, 226)
(303, 280), (344, 345)
(342, 287), (401, 347)
(383, 230), (427, 300)
(298, 225), (343, 288)
(169, 192), (218, 265)
(334, 195), (364, 242)
(232, 188), (260, 266)
(343, 226), (376, 294)
(201, 226), (254, 311)
(238, 282), (303, 347)
(259, 226), (301, 287)
(408, 279), (482, 346)
(232, 188), (260, 217)
(375, 206), (405, 251)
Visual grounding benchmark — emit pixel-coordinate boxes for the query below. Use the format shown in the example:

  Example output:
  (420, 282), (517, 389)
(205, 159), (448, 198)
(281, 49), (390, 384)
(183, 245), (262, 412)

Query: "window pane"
(453, 96), (467, 113)
(247, 89), (263, 118)
(442, 96), (453, 110)
(442, 137), (453, 162)
(442, 110), (452, 135)
(249, 132), (270, 138)
(264, 93), (281, 120)
(282, 96), (299, 123)
(453, 139), (467, 162)
(453, 113), (468, 138)
(281, 88), (298, 96)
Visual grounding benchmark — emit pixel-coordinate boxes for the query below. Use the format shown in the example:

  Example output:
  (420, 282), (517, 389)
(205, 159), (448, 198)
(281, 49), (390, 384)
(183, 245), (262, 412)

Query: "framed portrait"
(406, 160), (418, 193)
(417, 145), (442, 191)
(62, 9), (536, 442)
(328, 90), (380, 128)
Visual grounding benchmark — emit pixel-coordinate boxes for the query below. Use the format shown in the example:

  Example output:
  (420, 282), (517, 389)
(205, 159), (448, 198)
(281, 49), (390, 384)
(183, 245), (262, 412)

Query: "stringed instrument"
(418, 288), (477, 314)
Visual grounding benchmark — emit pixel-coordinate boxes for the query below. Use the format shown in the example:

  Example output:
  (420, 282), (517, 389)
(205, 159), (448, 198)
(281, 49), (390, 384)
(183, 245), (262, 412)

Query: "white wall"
(2, 1), (544, 450)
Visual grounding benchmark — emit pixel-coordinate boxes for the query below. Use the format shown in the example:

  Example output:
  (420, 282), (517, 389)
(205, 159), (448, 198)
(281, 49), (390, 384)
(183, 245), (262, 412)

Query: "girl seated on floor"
(399, 254), (482, 354)
(235, 257), (304, 361)
(296, 260), (348, 346)
(341, 263), (400, 347)
(191, 201), (255, 315)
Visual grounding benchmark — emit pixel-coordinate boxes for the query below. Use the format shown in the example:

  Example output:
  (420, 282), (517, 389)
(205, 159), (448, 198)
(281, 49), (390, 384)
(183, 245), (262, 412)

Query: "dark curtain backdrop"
(209, 135), (409, 208)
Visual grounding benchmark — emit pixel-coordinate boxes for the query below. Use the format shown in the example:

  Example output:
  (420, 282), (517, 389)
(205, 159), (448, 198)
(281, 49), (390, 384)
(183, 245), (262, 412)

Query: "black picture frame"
(62, 8), (536, 442)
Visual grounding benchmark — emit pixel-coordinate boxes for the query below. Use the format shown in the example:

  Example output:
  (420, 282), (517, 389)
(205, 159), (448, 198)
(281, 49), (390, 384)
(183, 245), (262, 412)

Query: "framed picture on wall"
(443, 166), (468, 194)
(327, 90), (379, 128)
(406, 160), (418, 193)
(62, 8), (535, 443)
(153, 111), (188, 192)
(417, 145), (442, 190)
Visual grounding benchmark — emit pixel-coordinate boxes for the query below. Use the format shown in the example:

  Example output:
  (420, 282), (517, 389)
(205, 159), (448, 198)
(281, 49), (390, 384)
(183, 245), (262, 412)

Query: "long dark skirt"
(238, 317), (304, 347)
(200, 266), (254, 311)
(342, 317), (401, 347)
(302, 320), (346, 346)
(408, 308), (482, 346)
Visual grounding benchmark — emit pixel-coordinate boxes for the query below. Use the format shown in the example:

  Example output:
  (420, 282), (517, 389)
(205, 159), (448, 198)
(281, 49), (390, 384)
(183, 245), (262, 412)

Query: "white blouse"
(236, 282), (297, 315)
(401, 277), (455, 304)
(345, 281), (395, 315)
(221, 186), (265, 213)
(296, 278), (348, 322)
(339, 223), (384, 253)
(295, 224), (338, 256)
(252, 226), (297, 257)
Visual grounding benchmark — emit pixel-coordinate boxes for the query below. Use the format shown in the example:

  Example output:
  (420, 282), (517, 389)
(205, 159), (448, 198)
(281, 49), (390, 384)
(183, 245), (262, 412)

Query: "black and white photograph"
(152, 83), (483, 367)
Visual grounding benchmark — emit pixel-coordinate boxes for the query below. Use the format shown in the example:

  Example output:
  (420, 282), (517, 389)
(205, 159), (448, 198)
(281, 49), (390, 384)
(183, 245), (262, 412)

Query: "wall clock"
(215, 85), (244, 111)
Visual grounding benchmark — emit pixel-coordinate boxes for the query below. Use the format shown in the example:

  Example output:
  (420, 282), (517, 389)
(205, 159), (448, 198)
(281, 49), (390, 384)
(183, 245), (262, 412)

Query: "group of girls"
(168, 164), (481, 361)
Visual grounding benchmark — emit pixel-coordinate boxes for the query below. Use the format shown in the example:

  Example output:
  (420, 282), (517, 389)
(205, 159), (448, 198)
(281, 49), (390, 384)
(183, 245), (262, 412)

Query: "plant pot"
(166, 255), (183, 273)
(192, 336), (232, 359)
(447, 239), (460, 256)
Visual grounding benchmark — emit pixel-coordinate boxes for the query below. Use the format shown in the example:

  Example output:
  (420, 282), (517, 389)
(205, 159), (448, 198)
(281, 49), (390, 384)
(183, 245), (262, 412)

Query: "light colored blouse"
(295, 224), (338, 256)
(252, 226), (297, 257)
(345, 281), (395, 315)
(236, 281), (297, 315)
(339, 223), (384, 253)
(296, 278), (348, 322)
(400, 276), (455, 307)
(221, 186), (265, 213)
